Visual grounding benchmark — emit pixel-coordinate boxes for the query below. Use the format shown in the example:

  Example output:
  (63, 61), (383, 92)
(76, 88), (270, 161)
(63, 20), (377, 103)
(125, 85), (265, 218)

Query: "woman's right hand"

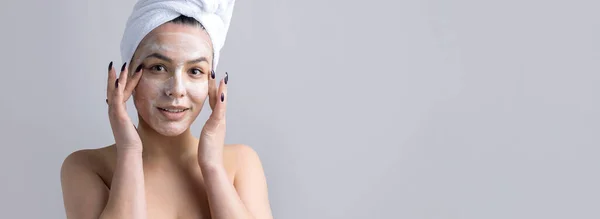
(107, 62), (144, 152)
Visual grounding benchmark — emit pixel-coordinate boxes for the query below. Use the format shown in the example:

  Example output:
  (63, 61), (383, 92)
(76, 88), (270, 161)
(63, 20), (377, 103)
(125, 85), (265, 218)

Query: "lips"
(157, 107), (189, 113)
(156, 106), (190, 120)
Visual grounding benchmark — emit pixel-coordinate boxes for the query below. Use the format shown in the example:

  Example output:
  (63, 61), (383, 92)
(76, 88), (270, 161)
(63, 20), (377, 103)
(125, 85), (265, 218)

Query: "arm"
(100, 62), (147, 219)
(100, 149), (147, 219)
(61, 149), (147, 219)
(198, 74), (273, 219)
(60, 62), (147, 219)
(200, 145), (273, 219)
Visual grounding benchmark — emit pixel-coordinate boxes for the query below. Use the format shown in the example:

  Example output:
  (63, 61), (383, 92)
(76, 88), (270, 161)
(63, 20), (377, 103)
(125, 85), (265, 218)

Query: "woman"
(60, 0), (273, 218)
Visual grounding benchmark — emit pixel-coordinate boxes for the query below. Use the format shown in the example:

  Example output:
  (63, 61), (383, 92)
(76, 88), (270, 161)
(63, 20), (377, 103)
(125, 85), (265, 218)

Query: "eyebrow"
(145, 53), (172, 62)
(187, 57), (208, 65)
(144, 53), (209, 65)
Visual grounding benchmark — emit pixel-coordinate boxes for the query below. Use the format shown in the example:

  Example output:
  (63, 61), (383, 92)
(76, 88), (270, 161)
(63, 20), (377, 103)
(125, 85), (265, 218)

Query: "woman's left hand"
(198, 71), (229, 167)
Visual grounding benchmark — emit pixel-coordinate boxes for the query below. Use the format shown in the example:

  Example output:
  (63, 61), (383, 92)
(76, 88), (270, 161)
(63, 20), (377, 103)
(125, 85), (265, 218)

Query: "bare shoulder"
(223, 144), (264, 176)
(224, 144), (262, 164)
(60, 145), (115, 183)
(224, 143), (259, 155)
(224, 144), (273, 218)
(60, 145), (114, 218)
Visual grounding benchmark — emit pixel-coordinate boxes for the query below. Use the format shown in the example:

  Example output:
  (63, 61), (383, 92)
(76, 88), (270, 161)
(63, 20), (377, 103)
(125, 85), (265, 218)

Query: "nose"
(165, 75), (186, 98)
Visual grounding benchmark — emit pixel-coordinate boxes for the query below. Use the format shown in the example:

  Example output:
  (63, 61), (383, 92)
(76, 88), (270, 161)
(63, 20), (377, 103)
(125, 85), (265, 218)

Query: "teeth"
(159, 107), (187, 113)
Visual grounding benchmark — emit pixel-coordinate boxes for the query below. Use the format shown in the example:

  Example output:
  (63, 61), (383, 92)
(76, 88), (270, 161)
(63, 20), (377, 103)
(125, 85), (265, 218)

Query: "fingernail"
(135, 64), (143, 73)
(121, 62), (127, 72)
(106, 99), (108, 104)
(221, 93), (224, 102)
(211, 70), (215, 79)
(225, 72), (228, 84)
(115, 79), (119, 88)
(108, 61), (113, 71)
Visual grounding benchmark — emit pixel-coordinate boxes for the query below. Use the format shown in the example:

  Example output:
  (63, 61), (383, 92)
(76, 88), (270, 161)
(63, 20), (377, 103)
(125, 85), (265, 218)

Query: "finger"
(114, 62), (127, 96)
(208, 70), (218, 110)
(123, 65), (144, 102)
(107, 61), (116, 99)
(117, 62), (128, 93)
(203, 76), (228, 134)
(211, 73), (228, 121)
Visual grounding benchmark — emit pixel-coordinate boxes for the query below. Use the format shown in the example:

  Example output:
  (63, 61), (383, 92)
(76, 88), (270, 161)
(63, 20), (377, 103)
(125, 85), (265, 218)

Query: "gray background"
(0, 0), (598, 218)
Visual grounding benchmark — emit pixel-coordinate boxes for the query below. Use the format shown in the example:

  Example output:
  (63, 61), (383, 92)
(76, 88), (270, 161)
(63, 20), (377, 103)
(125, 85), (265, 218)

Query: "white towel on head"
(120, 0), (236, 71)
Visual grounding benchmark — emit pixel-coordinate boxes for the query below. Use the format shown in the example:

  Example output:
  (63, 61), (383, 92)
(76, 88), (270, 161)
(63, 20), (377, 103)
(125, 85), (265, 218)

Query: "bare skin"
(61, 22), (273, 219)
(62, 143), (257, 218)
(63, 142), (251, 218)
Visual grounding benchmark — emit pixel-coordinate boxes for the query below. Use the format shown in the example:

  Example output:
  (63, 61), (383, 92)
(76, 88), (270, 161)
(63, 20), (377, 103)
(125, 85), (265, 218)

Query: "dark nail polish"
(121, 62), (127, 72)
(115, 79), (119, 88)
(225, 72), (228, 84)
(108, 61), (113, 71)
(135, 65), (143, 73)
(106, 99), (108, 104)
(211, 70), (215, 79)
(221, 93), (224, 102)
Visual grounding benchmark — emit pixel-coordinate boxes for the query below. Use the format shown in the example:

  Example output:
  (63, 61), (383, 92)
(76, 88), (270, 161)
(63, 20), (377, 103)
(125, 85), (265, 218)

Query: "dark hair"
(168, 15), (214, 71)
(168, 15), (206, 30)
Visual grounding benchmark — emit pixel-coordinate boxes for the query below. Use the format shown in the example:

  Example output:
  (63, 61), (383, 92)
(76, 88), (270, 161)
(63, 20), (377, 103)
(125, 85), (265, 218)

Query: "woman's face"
(129, 22), (213, 136)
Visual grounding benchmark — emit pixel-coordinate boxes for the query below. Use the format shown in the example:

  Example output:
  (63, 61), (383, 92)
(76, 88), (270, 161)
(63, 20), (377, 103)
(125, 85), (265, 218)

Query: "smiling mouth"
(157, 107), (190, 113)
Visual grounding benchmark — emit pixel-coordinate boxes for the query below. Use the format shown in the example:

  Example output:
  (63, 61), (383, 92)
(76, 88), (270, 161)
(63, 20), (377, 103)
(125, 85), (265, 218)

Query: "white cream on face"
(133, 29), (213, 136)
(146, 33), (210, 62)
(136, 32), (212, 66)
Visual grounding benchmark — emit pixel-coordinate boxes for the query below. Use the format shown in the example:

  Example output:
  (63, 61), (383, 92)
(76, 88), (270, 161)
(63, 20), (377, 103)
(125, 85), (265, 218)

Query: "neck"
(136, 114), (198, 162)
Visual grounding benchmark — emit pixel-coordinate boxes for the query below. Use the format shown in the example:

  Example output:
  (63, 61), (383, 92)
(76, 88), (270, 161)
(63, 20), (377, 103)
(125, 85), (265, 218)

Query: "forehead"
(135, 22), (213, 56)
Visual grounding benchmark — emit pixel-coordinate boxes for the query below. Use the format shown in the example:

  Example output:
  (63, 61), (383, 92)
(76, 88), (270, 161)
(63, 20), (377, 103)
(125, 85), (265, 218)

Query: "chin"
(150, 121), (191, 136)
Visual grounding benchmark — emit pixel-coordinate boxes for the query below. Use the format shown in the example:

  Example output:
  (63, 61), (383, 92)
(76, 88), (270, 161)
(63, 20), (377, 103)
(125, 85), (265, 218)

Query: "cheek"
(133, 78), (162, 109)
(187, 81), (209, 102)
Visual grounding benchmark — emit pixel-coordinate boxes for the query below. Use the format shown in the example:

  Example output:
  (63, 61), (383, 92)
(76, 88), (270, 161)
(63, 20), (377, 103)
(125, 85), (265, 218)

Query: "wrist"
(199, 161), (225, 172)
(117, 146), (143, 157)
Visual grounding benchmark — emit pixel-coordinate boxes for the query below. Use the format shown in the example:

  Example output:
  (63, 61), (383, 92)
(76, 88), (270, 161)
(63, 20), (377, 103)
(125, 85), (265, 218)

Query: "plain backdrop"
(1, 0), (599, 218)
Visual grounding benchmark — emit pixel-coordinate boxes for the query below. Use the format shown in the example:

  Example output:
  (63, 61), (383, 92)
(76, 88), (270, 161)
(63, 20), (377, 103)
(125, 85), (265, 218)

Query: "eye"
(150, 65), (167, 72)
(190, 68), (203, 76)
